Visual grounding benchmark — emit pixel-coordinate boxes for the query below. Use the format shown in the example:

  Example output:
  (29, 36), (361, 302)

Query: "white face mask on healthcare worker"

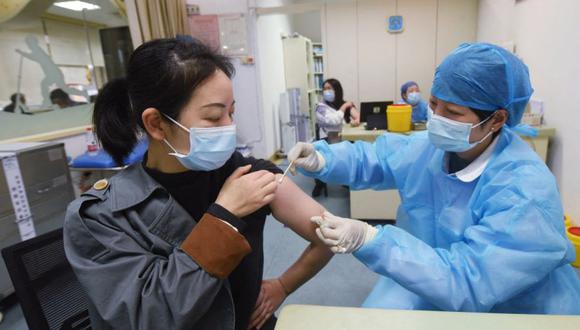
(427, 107), (495, 152)
(162, 113), (237, 171)
(406, 92), (421, 105)
(323, 90), (335, 103)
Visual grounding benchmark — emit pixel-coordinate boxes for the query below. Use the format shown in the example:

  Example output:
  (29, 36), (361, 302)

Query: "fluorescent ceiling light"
(54, 1), (100, 11)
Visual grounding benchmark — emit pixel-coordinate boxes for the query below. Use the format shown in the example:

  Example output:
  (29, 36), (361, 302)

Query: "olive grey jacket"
(63, 164), (251, 330)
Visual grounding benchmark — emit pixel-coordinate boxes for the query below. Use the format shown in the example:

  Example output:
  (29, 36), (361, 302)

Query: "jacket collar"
(110, 163), (165, 212)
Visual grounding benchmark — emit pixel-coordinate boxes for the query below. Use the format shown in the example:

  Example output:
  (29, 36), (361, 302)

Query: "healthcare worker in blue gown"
(400, 81), (428, 123)
(288, 43), (580, 314)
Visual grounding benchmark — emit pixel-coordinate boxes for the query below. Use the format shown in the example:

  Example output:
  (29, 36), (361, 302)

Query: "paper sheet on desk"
(0, 152), (36, 241)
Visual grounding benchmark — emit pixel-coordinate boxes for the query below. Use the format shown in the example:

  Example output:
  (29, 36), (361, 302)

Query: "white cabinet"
(282, 34), (318, 138)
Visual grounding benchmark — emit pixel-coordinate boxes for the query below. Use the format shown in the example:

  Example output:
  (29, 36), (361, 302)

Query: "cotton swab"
(278, 160), (295, 184)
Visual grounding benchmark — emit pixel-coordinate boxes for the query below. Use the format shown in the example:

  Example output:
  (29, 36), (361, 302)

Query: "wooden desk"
(275, 305), (580, 330)
(339, 125), (555, 221)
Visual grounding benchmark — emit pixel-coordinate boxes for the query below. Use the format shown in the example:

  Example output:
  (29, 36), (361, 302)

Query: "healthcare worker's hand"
(287, 142), (325, 175)
(216, 165), (278, 218)
(248, 279), (287, 330)
(310, 211), (378, 253)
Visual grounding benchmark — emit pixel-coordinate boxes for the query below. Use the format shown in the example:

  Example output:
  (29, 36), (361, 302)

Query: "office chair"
(1, 228), (91, 330)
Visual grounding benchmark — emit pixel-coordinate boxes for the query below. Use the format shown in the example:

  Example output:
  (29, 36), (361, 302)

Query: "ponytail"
(91, 37), (234, 166)
(92, 78), (138, 166)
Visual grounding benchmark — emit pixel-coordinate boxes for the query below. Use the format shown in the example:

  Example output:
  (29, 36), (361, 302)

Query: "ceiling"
(0, 0), (127, 30)
(46, 0), (127, 27)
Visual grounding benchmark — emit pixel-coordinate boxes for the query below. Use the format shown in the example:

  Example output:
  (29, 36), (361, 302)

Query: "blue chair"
(71, 138), (148, 169)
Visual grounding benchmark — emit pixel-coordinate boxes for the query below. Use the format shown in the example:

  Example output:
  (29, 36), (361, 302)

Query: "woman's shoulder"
(229, 152), (283, 175)
(316, 102), (336, 112)
(483, 130), (557, 194)
(65, 165), (147, 227)
(65, 180), (114, 226)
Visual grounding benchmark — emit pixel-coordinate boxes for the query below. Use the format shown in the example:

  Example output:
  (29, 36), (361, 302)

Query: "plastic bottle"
(85, 127), (98, 156)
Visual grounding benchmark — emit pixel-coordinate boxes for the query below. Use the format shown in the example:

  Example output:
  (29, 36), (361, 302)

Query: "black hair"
(323, 78), (346, 110)
(50, 89), (69, 101)
(471, 108), (495, 122)
(93, 36), (234, 165)
(471, 108), (503, 137)
(10, 93), (24, 103)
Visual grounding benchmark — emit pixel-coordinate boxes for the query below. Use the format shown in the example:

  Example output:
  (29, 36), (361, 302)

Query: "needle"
(278, 160), (295, 184)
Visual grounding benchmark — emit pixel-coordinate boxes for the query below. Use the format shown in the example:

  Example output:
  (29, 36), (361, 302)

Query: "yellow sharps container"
(567, 227), (580, 268)
(387, 104), (412, 132)
(565, 216), (580, 268)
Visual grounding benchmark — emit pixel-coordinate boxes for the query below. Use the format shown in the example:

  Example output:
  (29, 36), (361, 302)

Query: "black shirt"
(448, 152), (473, 174)
(144, 152), (282, 330)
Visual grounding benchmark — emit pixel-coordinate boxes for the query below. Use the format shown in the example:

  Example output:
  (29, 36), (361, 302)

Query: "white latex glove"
(310, 211), (378, 254)
(287, 142), (326, 175)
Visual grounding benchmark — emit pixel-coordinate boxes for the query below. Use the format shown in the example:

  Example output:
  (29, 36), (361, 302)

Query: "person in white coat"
(312, 78), (359, 197)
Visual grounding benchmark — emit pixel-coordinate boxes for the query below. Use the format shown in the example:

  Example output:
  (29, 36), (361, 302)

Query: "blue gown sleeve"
(300, 132), (425, 190)
(353, 164), (571, 312)
(412, 101), (428, 123)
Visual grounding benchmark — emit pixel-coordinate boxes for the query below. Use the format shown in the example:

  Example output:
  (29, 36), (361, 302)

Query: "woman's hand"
(311, 211), (378, 253)
(349, 103), (360, 126)
(216, 165), (278, 218)
(339, 101), (352, 113)
(248, 279), (288, 330)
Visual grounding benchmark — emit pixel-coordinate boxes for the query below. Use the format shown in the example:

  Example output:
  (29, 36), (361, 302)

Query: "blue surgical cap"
(400, 81), (418, 100)
(431, 43), (533, 127)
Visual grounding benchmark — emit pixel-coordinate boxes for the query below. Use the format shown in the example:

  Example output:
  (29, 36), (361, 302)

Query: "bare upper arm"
(269, 174), (325, 243)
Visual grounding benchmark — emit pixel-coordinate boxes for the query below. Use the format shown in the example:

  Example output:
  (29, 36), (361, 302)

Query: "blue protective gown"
(305, 128), (580, 314)
(411, 100), (428, 123)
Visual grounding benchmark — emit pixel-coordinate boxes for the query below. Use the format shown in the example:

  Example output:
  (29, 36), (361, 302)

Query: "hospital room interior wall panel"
(435, 0), (478, 67)
(322, 0), (479, 106)
(477, 0), (580, 222)
(510, 0), (580, 222)
(323, 0), (359, 105)
(355, 0), (397, 103)
(189, 0), (295, 158)
(394, 0), (437, 101)
(476, 0), (515, 46)
(255, 13), (295, 157)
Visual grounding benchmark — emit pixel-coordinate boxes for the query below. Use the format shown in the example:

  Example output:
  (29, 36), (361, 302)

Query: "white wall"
(478, 0), (580, 222)
(476, 0), (515, 46)
(322, 0), (478, 105)
(291, 10), (321, 42)
(256, 13), (295, 156)
(0, 19), (104, 105)
(188, 0), (295, 159)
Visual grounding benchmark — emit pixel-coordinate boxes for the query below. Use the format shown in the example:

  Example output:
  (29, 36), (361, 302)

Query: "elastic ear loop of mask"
(472, 111), (497, 144)
(161, 113), (189, 155)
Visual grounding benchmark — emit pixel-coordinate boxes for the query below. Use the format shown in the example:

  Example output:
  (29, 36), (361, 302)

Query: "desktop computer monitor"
(360, 101), (393, 123)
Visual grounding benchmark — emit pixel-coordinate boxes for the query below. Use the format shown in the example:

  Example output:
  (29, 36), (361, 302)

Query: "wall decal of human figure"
(15, 35), (88, 106)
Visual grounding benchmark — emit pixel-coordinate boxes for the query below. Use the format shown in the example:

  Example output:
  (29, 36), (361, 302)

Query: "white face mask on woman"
(323, 90), (335, 103)
(406, 92), (421, 105)
(427, 107), (495, 152)
(162, 114), (237, 171)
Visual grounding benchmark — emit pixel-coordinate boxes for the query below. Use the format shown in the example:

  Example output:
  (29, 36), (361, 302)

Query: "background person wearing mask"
(400, 81), (428, 123)
(64, 37), (333, 330)
(312, 78), (359, 197)
(289, 43), (580, 314)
